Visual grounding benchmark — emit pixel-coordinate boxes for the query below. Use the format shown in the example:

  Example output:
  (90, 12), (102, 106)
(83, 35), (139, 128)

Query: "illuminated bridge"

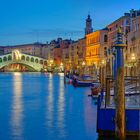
(0, 50), (48, 71)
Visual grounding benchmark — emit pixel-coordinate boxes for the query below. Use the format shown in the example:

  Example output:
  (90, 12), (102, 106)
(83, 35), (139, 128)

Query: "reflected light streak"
(57, 76), (66, 137)
(58, 73), (64, 77)
(11, 73), (23, 138)
(84, 95), (97, 137)
(46, 74), (54, 128)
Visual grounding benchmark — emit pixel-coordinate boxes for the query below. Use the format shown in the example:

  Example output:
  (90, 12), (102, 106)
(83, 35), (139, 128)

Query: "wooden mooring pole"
(105, 60), (111, 107)
(113, 27), (126, 139)
(115, 67), (125, 140)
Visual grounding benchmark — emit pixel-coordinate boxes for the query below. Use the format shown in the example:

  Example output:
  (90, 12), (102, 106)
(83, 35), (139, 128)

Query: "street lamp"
(60, 62), (64, 72)
(81, 61), (86, 76)
(101, 59), (105, 65)
(60, 62), (63, 67)
(131, 53), (136, 61)
(82, 61), (86, 66)
(50, 59), (53, 64)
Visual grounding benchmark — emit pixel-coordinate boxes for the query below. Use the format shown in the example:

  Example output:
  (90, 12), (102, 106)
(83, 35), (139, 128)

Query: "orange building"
(85, 29), (108, 68)
(53, 45), (62, 66)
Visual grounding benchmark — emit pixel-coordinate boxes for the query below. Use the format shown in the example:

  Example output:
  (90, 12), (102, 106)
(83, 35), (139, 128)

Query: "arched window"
(35, 59), (39, 63)
(3, 56), (7, 62)
(44, 61), (47, 65)
(8, 55), (12, 60)
(31, 57), (34, 62)
(104, 47), (107, 56)
(104, 35), (108, 42)
(40, 60), (43, 64)
(21, 55), (25, 60)
(0, 58), (2, 63)
(26, 56), (30, 61)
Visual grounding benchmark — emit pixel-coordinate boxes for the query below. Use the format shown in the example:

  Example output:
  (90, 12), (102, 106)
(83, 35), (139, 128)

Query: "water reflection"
(84, 97), (97, 137)
(11, 72), (23, 139)
(46, 74), (54, 129)
(57, 75), (66, 137)
(0, 73), (110, 140)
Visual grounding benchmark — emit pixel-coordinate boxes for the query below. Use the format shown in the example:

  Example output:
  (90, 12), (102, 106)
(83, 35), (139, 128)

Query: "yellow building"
(85, 29), (108, 68)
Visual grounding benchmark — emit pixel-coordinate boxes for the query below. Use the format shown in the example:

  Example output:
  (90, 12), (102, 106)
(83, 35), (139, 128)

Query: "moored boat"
(91, 82), (101, 96)
(73, 75), (98, 87)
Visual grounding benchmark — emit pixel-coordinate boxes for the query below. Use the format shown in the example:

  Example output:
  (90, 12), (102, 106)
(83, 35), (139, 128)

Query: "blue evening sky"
(0, 0), (140, 45)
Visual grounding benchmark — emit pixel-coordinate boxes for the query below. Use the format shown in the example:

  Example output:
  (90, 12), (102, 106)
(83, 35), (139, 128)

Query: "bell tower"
(85, 14), (93, 35)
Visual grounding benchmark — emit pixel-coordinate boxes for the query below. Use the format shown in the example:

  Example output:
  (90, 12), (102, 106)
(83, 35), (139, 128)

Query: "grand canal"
(0, 73), (98, 140)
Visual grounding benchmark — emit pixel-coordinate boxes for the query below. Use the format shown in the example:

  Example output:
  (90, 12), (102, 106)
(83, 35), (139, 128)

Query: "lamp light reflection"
(57, 76), (66, 137)
(46, 74), (54, 128)
(11, 72), (23, 138)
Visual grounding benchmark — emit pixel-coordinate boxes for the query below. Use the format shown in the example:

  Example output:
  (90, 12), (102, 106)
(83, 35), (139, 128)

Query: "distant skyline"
(0, 0), (140, 46)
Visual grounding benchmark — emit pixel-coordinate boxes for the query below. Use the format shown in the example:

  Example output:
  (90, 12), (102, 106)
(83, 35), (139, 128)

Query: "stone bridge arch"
(0, 52), (48, 72)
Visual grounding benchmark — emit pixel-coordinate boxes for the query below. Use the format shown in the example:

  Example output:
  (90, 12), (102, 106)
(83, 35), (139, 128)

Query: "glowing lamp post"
(131, 53), (136, 61)
(81, 61), (86, 75)
(48, 59), (53, 72)
(60, 62), (64, 72)
(82, 61), (85, 67)
(101, 60), (105, 65)
(50, 59), (54, 64)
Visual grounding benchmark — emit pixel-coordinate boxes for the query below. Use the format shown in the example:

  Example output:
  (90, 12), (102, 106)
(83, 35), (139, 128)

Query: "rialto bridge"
(0, 50), (48, 72)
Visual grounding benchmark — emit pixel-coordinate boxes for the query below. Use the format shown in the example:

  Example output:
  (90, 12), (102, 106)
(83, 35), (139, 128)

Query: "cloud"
(0, 28), (83, 37)
(26, 28), (84, 37)
(0, 28), (84, 45)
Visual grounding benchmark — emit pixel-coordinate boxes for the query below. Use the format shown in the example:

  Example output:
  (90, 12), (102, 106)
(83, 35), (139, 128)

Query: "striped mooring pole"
(113, 27), (126, 140)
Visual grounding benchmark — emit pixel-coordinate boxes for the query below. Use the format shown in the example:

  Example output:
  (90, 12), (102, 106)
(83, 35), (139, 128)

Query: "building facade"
(107, 9), (140, 76)
(85, 29), (108, 68)
(0, 10), (140, 74)
(1, 43), (45, 58)
(126, 13), (140, 76)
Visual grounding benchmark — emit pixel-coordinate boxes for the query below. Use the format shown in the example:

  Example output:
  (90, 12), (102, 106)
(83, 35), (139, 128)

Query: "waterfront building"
(41, 38), (71, 70)
(107, 14), (131, 47)
(0, 46), (5, 55)
(60, 39), (72, 69)
(42, 38), (72, 69)
(53, 45), (62, 66)
(0, 9), (140, 74)
(107, 13), (131, 75)
(43, 39), (60, 67)
(41, 42), (49, 59)
(63, 38), (86, 73)
(67, 41), (78, 71)
(0, 43), (45, 58)
(107, 9), (140, 76)
(62, 43), (70, 70)
(85, 29), (108, 69)
(51, 38), (63, 66)
(126, 12), (140, 76)
(77, 38), (86, 66)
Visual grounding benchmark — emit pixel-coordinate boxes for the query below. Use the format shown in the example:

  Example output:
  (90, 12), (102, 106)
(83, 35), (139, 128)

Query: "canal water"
(0, 73), (98, 140)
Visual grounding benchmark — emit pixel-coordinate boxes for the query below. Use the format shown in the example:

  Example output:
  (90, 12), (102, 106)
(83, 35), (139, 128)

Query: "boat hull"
(97, 108), (140, 136)
(73, 80), (93, 87)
